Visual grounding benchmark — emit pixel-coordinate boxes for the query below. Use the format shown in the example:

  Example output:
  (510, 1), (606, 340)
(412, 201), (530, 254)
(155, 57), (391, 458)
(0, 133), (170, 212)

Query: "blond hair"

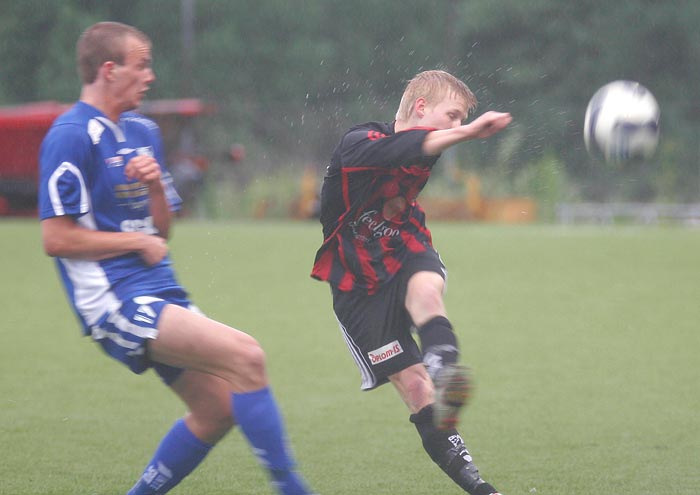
(395, 70), (476, 121)
(77, 22), (151, 84)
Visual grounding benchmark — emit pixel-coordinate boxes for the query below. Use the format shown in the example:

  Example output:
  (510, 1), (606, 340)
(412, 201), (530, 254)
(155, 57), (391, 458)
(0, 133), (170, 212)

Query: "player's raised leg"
(405, 270), (472, 430)
(402, 272), (500, 494)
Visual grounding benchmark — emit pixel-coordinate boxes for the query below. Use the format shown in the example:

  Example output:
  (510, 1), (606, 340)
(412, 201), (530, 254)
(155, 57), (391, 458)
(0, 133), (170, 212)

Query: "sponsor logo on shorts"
(368, 340), (403, 365)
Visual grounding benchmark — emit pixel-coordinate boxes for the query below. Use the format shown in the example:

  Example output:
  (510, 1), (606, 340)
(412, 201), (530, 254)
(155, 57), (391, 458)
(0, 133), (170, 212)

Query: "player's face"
(111, 36), (155, 112)
(421, 93), (469, 130)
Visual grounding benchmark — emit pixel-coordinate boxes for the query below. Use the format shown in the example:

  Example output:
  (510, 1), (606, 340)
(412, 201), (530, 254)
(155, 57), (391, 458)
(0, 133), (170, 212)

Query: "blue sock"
(127, 419), (212, 495)
(232, 387), (313, 495)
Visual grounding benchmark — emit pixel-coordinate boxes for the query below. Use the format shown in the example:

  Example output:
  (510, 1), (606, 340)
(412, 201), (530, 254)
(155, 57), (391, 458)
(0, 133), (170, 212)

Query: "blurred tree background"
(1, 0), (699, 218)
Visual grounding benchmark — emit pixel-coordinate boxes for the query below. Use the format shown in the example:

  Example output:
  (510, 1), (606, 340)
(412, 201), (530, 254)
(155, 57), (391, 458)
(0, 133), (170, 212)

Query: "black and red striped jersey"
(311, 120), (440, 294)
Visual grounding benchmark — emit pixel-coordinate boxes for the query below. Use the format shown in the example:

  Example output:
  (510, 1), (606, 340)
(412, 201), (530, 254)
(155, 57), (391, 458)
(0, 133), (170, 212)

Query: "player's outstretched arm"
(422, 111), (512, 156)
(41, 216), (168, 266)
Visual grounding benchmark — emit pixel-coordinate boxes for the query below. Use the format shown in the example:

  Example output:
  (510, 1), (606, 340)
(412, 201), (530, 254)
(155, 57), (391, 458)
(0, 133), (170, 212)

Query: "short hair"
(77, 22), (151, 84)
(395, 70), (477, 121)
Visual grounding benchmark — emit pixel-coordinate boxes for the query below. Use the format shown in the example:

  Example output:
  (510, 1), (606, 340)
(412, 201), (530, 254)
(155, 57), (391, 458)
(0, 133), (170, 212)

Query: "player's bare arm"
(41, 215), (168, 265)
(125, 155), (173, 239)
(422, 111), (512, 156)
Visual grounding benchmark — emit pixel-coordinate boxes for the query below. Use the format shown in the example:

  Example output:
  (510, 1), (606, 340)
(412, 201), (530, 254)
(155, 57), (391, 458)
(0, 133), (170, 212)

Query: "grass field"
(1, 219), (699, 495)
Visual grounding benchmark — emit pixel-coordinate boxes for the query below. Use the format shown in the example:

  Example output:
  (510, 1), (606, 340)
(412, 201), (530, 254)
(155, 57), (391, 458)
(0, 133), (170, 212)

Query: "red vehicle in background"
(0, 99), (212, 216)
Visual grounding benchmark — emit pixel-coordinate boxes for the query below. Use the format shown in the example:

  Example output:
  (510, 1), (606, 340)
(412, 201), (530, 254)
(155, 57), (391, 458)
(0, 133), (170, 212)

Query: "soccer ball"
(584, 80), (660, 163)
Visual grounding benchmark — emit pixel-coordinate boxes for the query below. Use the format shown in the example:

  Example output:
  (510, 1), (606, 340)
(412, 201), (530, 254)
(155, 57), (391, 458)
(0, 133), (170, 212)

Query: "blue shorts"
(90, 288), (201, 385)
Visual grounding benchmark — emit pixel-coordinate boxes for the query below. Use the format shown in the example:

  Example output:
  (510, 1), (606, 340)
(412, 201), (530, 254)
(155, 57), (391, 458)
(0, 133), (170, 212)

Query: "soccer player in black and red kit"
(311, 70), (511, 495)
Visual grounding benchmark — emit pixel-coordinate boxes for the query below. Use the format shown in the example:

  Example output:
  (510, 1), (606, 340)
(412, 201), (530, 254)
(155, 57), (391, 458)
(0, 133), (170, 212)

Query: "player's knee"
(247, 342), (267, 377)
(236, 335), (267, 381)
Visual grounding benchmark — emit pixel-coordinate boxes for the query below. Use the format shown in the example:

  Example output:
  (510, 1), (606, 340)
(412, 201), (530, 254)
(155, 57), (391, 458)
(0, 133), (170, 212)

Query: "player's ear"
(414, 97), (427, 118)
(101, 61), (116, 81)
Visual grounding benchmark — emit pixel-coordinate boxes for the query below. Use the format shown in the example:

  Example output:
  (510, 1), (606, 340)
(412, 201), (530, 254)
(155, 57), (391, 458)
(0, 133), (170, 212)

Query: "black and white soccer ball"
(584, 80), (660, 163)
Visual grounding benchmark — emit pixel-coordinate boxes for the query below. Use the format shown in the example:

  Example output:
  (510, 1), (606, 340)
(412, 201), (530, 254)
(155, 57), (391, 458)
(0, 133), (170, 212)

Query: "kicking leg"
(405, 271), (472, 429)
(405, 271), (457, 378)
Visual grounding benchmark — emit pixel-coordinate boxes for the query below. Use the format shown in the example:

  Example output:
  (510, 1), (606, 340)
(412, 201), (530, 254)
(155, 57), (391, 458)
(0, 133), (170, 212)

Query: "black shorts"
(331, 248), (447, 390)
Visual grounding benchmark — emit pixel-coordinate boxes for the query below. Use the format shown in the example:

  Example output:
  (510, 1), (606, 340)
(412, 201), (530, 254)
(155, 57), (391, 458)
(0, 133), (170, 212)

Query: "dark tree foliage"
(1, 0), (698, 201)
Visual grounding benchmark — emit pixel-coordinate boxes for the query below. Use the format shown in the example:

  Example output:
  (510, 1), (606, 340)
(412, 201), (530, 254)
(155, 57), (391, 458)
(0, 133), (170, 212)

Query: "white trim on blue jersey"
(95, 116), (126, 142)
(62, 258), (121, 326)
(47, 162), (90, 217)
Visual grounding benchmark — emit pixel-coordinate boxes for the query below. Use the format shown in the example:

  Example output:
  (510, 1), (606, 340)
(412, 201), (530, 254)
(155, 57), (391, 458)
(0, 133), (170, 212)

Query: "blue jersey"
(39, 101), (184, 335)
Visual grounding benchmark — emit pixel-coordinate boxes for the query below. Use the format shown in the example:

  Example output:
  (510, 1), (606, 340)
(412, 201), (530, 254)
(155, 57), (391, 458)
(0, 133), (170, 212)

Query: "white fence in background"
(556, 203), (700, 225)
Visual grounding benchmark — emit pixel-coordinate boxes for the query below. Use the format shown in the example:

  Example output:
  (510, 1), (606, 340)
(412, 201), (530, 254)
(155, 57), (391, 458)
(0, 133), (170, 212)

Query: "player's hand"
(125, 155), (162, 188)
(137, 233), (169, 265)
(467, 111), (512, 139)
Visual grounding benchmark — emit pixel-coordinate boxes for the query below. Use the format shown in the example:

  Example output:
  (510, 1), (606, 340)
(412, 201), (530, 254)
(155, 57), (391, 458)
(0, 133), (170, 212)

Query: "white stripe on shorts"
(91, 325), (141, 350)
(334, 312), (376, 390)
(107, 307), (159, 339)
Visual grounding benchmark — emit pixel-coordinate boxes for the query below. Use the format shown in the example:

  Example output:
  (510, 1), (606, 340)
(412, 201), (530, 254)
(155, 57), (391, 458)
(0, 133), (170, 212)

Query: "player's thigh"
(402, 250), (448, 326)
(149, 304), (266, 390)
(405, 271), (446, 326)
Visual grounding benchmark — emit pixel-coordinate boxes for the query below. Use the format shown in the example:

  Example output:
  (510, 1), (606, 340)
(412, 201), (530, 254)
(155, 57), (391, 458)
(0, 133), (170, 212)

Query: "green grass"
(1, 219), (699, 495)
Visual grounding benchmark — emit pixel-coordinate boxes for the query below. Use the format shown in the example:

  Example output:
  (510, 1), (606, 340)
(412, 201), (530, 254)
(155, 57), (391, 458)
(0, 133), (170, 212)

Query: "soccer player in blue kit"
(312, 70), (511, 494)
(39, 22), (315, 495)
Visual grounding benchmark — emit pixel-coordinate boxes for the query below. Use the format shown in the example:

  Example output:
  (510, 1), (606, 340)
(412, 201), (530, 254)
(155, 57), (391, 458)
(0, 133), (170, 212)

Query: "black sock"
(410, 405), (497, 495)
(417, 316), (459, 378)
